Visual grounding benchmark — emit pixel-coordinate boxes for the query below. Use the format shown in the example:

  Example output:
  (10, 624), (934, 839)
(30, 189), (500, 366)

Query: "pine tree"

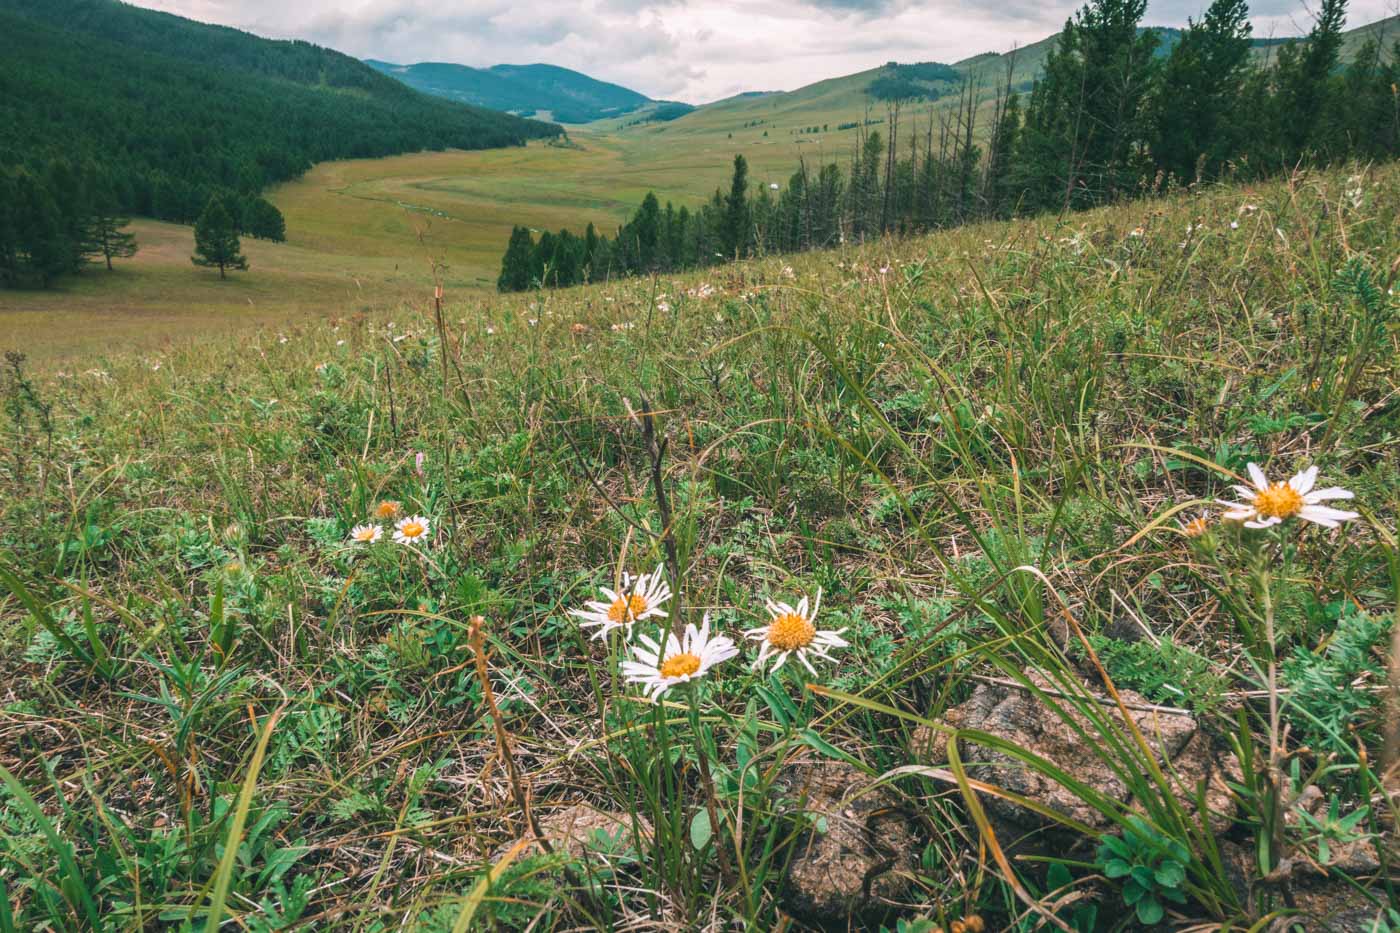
(1150, 0), (1252, 184)
(191, 196), (248, 279)
(985, 93), (1022, 217)
(1013, 0), (1157, 211)
(583, 222), (599, 280)
(83, 188), (139, 271)
(497, 225), (534, 292)
(0, 170), (18, 288)
(721, 155), (750, 259)
(14, 172), (72, 288)
(244, 198), (286, 242)
(1275, 0), (1348, 164)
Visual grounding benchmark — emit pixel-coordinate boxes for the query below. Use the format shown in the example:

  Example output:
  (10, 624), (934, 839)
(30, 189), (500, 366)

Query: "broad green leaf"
(689, 808), (712, 850)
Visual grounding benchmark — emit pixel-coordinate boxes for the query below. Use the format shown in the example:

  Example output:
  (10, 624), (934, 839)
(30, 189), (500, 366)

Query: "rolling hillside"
(367, 59), (655, 123)
(0, 0), (562, 225)
(638, 12), (1399, 149)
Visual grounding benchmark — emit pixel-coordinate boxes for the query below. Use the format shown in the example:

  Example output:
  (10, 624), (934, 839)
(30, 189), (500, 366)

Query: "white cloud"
(130, 0), (1400, 103)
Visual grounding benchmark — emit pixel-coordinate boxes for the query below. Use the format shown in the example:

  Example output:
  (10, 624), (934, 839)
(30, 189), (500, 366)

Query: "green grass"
(0, 160), (1396, 930)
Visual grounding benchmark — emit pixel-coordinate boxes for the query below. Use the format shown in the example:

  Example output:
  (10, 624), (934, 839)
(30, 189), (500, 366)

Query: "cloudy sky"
(132, 0), (1397, 103)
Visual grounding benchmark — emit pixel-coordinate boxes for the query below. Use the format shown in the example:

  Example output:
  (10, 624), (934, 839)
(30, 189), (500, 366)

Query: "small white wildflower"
(570, 564), (671, 640)
(745, 589), (848, 676)
(622, 616), (739, 702)
(1218, 464), (1358, 530)
(392, 515), (431, 545)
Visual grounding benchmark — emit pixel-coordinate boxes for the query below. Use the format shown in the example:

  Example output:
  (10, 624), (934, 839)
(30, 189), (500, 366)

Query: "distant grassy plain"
(0, 112), (870, 362)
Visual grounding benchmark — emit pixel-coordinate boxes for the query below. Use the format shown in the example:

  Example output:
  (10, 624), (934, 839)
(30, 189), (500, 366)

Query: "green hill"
(644, 13), (1398, 146)
(367, 60), (655, 124)
(0, 0), (562, 226)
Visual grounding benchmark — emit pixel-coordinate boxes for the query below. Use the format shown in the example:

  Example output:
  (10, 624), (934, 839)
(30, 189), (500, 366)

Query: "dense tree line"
(0, 0), (560, 288)
(499, 0), (1398, 292)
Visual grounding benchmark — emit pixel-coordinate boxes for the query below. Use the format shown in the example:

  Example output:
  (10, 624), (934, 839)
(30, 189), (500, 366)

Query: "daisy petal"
(1298, 505), (1359, 525)
(1303, 487), (1354, 502)
(1289, 466), (1318, 495)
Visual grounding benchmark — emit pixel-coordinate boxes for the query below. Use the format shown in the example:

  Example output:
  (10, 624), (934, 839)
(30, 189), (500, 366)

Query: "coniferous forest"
(498, 0), (1398, 291)
(0, 0), (562, 288)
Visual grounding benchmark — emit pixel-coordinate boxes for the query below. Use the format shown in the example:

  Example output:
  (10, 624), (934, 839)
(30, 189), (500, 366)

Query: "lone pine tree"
(84, 191), (139, 272)
(191, 196), (248, 279)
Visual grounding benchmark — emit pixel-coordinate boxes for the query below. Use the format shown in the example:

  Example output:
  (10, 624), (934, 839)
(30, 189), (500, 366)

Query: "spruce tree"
(497, 225), (534, 292)
(1013, 0), (1157, 211)
(1276, 0), (1348, 164)
(583, 222), (599, 278)
(191, 196), (247, 279)
(628, 193), (662, 272)
(1150, 0), (1252, 184)
(985, 93), (1022, 217)
(13, 171), (72, 288)
(0, 171), (17, 288)
(722, 155), (750, 259)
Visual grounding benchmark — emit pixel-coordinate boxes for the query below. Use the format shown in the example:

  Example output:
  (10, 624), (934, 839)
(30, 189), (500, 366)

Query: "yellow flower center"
(354, 528), (377, 541)
(1182, 517), (1209, 538)
(376, 501), (401, 519)
(608, 594), (648, 624)
(660, 652), (701, 679)
(400, 521), (425, 538)
(1254, 483), (1304, 520)
(767, 613), (816, 651)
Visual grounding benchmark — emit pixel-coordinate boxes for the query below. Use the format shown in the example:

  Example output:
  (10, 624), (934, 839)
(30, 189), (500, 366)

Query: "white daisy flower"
(745, 589), (848, 676)
(392, 515), (431, 545)
(621, 616), (739, 701)
(349, 523), (382, 545)
(1218, 464), (1358, 530)
(570, 564), (671, 640)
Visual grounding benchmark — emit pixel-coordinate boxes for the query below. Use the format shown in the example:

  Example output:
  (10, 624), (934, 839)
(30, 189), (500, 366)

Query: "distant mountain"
(366, 60), (656, 123)
(0, 0), (561, 226)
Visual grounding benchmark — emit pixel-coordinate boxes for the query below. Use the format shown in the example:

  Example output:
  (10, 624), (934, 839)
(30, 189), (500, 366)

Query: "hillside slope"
(646, 13), (1397, 146)
(0, 0), (562, 225)
(2, 162), (1396, 931)
(367, 59), (654, 123)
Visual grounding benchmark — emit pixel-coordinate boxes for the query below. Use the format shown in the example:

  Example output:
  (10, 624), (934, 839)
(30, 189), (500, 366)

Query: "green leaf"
(689, 808), (712, 850)
(756, 684), (799, 726)
(799, 728), (862, 767)
(0, 561), (106, 677)
(1122, 880), (1144, 905)
(1103, 858), (1131, 878)
(1130, 864), (1155, 889)
(1135, 896), (1164, 925)
(1099, 835), (1131, 860)
(1153, 861), (1185, 888)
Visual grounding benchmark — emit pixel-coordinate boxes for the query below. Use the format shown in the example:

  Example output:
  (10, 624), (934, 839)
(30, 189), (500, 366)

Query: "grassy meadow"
(1, 161), (1397, 929)
(0, 126), (851, 362)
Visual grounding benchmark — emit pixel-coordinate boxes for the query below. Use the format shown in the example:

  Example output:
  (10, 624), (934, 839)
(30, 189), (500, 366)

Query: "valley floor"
(1, 108), (886, 362)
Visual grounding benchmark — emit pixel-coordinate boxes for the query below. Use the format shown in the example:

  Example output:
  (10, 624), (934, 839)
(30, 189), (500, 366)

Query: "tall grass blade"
(201, 706), (283, 933)
(0, 763), (102, 929)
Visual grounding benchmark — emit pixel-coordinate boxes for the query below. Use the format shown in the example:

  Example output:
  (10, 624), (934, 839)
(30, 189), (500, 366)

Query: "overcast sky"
(131, 0), (1398, 103)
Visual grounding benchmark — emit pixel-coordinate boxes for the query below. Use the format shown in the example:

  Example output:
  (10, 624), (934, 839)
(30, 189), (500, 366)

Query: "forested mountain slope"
(367, 60), (654, 123)
(0, 0), (561, 227)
